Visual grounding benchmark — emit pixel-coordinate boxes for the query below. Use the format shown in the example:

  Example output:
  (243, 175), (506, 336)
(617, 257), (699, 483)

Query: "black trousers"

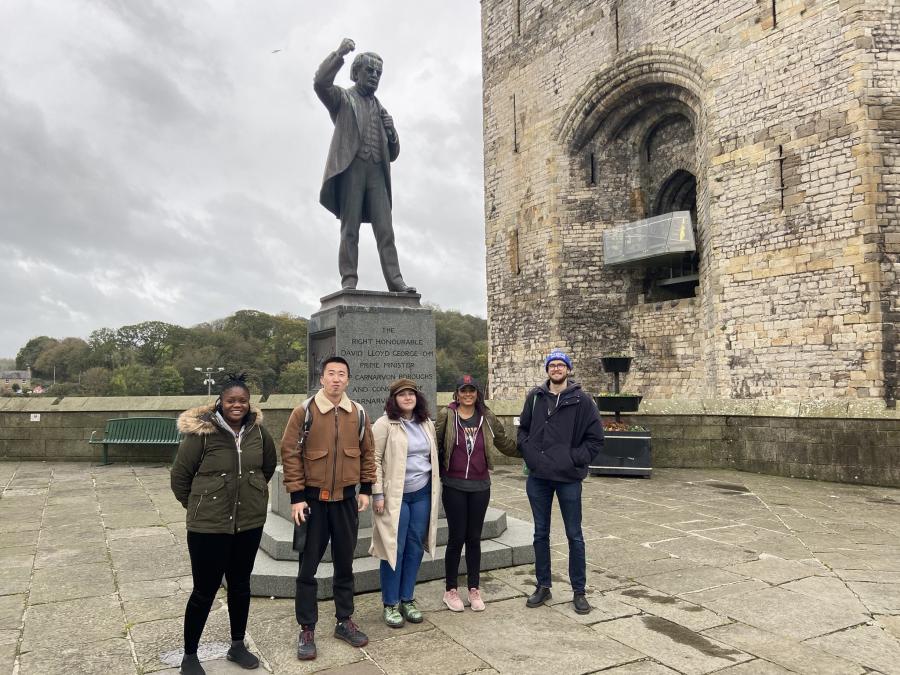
(442, 485), (491, 591)
(295, 497), (359, 628)
(184, 527), (262, 654)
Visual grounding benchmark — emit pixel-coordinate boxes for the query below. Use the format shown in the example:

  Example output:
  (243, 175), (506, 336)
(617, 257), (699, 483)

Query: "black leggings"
(184, 527), (262, 654)
(442, 484), (491, 591)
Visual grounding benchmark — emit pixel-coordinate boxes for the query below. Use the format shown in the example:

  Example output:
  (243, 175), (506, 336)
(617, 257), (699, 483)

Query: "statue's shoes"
(391, 284), (417, 293)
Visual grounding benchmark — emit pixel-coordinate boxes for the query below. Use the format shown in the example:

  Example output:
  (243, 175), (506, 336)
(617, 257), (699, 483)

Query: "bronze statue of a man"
(314, 38), (416, 293)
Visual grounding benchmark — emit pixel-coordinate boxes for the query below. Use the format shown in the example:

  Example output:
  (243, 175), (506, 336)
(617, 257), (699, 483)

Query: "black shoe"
(226, 640), (259, 669)
(180, 652), (206, 675)
(334, 618), (369, 648)
(526, 586), (552, 608)
(573, 592), (591, 615)
(296, 628), (316, 661)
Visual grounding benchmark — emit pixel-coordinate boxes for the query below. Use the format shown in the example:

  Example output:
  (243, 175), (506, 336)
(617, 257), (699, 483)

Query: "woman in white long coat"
(370, 378), (440, 628)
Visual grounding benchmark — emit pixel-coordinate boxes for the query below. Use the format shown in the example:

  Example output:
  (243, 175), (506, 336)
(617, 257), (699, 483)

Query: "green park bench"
(89, 417), (182, 465)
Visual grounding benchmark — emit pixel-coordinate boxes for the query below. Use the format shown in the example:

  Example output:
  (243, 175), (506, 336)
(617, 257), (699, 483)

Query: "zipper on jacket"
(236, 432), (243, 477)
(194, 494), (204, 518)
(231, 432), (241, 531)
(330, 407), (339, 500)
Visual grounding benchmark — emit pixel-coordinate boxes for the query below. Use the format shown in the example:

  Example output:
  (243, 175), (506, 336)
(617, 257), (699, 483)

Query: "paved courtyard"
(0, 462), (898, 674)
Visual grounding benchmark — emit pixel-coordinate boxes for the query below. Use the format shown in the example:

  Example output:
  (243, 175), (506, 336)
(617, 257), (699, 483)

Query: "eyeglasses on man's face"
(547, 362), (568, 371)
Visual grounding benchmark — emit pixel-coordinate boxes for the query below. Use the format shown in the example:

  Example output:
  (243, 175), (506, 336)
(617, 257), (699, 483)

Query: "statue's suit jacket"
(314, 51), (401, 223)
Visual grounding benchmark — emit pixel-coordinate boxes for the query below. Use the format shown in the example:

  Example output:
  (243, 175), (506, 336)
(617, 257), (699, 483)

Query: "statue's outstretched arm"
(314, 38), (354, 115)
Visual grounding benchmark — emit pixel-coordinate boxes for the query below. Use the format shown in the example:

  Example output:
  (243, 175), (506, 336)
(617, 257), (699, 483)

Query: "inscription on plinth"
(308, 290), (436, 420)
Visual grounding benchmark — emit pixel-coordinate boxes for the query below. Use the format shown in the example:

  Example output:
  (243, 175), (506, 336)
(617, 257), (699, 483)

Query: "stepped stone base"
(260, 506), (509, 563)
(251, 467), (535, 598)
(250, 515), (535, 599)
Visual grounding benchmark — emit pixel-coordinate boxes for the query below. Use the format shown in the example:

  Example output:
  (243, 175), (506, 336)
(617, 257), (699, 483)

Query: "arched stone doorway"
(557, 50), (706, 301)
(646, 167), (700, 299)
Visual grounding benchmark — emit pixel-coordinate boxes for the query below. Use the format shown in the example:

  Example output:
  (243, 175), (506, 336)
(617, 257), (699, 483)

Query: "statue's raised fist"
(337, 38), (356, 56)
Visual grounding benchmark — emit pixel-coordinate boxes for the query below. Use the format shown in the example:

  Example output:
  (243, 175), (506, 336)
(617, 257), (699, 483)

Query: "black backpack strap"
(355, 403), (366, 442)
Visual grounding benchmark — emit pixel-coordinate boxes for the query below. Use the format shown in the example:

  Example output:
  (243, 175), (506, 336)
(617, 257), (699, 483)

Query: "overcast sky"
(0, 1), (486, 358)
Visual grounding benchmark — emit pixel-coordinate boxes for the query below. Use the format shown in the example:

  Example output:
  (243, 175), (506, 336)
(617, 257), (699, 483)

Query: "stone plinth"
(307, 289), (436, 420)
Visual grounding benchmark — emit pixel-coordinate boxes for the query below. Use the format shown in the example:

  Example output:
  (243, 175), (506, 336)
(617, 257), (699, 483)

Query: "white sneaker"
(443, 588), (464, 612)
(468, 587), (485, 611)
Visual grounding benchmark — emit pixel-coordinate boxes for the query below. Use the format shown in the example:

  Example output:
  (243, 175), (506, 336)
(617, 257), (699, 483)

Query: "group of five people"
(170, 349), (603, 673)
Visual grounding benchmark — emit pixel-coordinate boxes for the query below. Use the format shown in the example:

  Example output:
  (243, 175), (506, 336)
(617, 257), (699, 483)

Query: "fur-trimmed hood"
(177, 402), (264, 436)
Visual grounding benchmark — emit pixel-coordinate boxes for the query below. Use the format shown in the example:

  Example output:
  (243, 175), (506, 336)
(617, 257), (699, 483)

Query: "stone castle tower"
(482, 0), (899, 401)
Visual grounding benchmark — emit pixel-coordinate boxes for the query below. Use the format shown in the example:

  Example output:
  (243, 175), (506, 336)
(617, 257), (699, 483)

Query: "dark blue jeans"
(380, 482), (431, 605)
(526, 475), (586, 593)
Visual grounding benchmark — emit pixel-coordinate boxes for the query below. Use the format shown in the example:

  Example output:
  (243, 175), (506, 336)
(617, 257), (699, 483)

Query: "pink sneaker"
(468, 588), (485, 611)
(443, 588), (464, 612)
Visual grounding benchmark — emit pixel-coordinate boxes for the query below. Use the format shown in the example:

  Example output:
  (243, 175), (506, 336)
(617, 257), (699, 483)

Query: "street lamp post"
(194, 367), (225, 396)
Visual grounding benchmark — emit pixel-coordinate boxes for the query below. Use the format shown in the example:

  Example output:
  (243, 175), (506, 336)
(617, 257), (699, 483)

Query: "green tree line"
(11, 308), (487, 396)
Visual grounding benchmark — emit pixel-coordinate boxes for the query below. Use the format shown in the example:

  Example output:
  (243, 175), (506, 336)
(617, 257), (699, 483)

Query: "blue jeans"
(380, 482), (431, 605)
(526, 475), (586, 593)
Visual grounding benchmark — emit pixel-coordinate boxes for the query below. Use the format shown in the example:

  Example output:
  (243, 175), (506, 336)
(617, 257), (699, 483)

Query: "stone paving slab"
(725, 553), (825, 584)
(703, 622), (866, 675)
(429, 596), (645, 673)
(804, 624), (900, 674)
(1, 462), (899, 673)
(18, 638), (137, 675)
(30, 561), (116, 604)
(362, 628), (490, 674)
(704, 586), (869, 641)
(592, 615), (753, 674)
(21, 594), (125, 652)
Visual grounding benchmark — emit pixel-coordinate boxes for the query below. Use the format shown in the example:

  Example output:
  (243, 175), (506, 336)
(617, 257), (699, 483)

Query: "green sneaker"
(400, 599), (423, 623)
(383, 604), (404, 628)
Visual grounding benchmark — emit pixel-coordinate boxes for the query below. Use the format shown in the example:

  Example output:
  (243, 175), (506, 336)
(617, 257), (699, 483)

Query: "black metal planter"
(593, 395), (643, 414)
(590, 430), (652, 477)
(600, 356), (632, 374)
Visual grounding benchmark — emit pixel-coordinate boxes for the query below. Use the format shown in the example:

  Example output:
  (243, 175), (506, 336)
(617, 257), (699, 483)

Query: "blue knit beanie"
(544, 349), (572, 371)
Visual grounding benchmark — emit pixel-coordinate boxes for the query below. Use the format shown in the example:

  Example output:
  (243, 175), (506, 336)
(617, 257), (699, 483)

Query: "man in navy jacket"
(517, 349), (604, 614)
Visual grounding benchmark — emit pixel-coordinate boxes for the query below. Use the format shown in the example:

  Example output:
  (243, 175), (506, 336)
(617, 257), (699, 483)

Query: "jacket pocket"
(341, 446), (361, 483)
(240, 471), (269, 523)
(303, 447), (329, 485)
(187, 474), (229, 528)
(570, 445), (591, 469)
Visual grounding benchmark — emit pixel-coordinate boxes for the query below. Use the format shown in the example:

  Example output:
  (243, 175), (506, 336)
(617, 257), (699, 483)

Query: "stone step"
(260, 507), (508, 562)
(249, 514), (535, 599)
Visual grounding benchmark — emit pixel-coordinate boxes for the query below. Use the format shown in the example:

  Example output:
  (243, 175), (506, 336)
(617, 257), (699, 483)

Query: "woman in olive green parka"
(170, 374), (277, 675)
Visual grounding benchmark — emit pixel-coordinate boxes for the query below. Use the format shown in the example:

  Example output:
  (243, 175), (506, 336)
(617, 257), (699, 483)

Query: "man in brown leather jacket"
(281, 356), (376, 660)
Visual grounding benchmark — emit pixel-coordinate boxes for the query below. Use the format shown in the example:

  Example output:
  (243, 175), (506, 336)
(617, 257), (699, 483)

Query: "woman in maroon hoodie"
(435, 375), (519, 611)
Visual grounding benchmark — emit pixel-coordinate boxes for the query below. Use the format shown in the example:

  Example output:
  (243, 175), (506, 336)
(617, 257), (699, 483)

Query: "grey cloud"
(1, 1), (487, 356)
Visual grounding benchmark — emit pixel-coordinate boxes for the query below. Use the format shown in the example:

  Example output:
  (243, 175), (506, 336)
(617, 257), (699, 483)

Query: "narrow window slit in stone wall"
(613, 3), (620, 51)
(515, 0), (522, 36)
(512, 94), (519, 153)
(772, 0), (778, 28)
(777, 144), (786, 211)
(590, 152), (596, 185)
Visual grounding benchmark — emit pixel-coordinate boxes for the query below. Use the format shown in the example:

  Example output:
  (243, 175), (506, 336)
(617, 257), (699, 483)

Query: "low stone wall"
(1, 396), (898, 488)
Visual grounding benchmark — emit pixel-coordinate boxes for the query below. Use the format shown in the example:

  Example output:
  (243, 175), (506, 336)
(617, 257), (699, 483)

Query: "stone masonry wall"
(870, 3), (900, 401)
(5, 397), (897, 488)
(482, 0), (898, 403)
